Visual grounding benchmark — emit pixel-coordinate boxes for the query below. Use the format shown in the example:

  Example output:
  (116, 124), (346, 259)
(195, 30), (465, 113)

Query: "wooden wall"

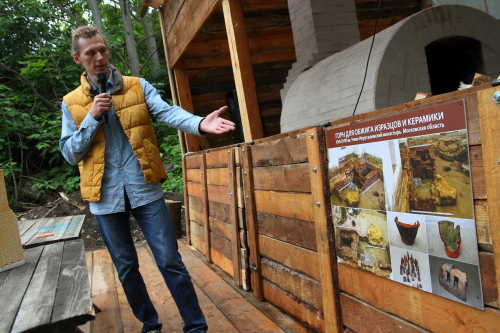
(184, 84), (500, 332)
(169, 0), (295, 148)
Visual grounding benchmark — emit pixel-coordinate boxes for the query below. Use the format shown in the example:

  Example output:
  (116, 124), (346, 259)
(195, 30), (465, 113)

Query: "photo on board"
(333, 206), (392, 278)
(387, 211), (428, 254)
(394, 130), (473, 219)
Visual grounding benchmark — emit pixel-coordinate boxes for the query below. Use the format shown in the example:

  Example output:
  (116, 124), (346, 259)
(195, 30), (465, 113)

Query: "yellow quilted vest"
(63, 71), (167, 202)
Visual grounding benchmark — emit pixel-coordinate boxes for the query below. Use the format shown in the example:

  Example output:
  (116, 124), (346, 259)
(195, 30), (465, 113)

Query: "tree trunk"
(86, 0), (105, 34)
(141, 11), (161, 79)
(118, 0), (141, 77)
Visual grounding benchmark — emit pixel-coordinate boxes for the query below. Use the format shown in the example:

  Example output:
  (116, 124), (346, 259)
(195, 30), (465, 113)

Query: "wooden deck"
(81, 239), (316, 333)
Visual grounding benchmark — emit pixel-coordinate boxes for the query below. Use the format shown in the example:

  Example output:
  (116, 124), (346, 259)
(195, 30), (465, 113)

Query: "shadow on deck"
(80, 239), (316, 333)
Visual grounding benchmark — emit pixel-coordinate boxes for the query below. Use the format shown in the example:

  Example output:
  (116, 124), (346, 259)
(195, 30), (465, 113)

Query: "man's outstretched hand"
(199, 106), (236, 134)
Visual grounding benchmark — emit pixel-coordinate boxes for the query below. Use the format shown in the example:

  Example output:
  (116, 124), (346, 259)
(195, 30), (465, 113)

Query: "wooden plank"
(339, 263), (500, 332)
(191, 221), (206, 255)
(186, 168), (202, 183)
(20, 217), (50, 245)
(341, 293), (428, 333)
(307, 126), (342, 333)
(257, 212), (317, 251)
(207, 167), (229, 186)
(211, 244), (234, 277)
(187, 181), (202, 198)
(52, 240), (94, 325)
(470, 145), (486, 199)
(62, 214), (86, 239)
(228, 148), (241, 285)
(223, 0), (264, 142)
(206, 149), (230, 167)
(184, 26), (294, 59)
(185, 154), (202, 169)
(0, 246), (44, 333)
(190, 206), (205, 225)
(478, 86), (500, 309)
(184, 157), (192, 245)
(190, 195), (204, 213)
(174, 58), (201, 152)
(201, 154), (211, 262)
(241, 146), (264, 300)
(209, 216), (232, 240)
(211, 230), (232, 261)
(141, 243), (240, 332)
(207, 184), (231, 205)
(251, 133), (308, 167)
(135, 244), (180, 332)
(259, 235), (320, 281)
(255, 190), (314, 222)
(183, 239), (316, 333)
(253, 163), (311, 192)
(18, 218), (38, 236)
(167, 0), (219, 67)
(178, 239), (284, 332)
(475, 200), (492, 252)
(185, 49), (296, 70)
(12, 242), (64, 332)
(91, 249), (122, 333)
(261, 257), (322, 311)
(480, 251), (499, 308)
(24, 215), (72, 247)
(263, 280), (325, 333)
(160, 0), (184, 36)
(209, 200), (231, 222)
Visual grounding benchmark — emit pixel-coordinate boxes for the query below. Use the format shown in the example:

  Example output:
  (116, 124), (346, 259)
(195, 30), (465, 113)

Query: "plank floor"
(81, 239), (316, 333)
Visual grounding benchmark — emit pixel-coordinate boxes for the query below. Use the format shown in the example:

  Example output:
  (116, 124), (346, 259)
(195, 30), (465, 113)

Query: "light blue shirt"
(60, 69), (203, 215)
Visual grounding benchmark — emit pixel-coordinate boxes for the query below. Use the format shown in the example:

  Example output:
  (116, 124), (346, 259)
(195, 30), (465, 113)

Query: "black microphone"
(96, 72), (108, 123)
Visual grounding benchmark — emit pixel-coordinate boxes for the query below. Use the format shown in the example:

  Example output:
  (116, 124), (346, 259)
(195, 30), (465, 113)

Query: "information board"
(326, 100), (483, 309)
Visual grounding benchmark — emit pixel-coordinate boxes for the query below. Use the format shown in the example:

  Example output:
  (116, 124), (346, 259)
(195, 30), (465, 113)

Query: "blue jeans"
(94, 195), (207, 333)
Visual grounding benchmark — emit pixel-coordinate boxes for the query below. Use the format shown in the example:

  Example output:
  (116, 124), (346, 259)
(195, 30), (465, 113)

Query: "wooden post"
(306, 127), (342, 333)
(228, 148), (242, 286)
(165, 200), (182, 239)
(478, 86), (500, 307)
(158, 8), (187, 156)
(173, 59), (202, 153)
(241, 145), (264, 300)
(222, 0), (264, 142)
(200, 154), (211, 262)
(182, 156), (192, 245)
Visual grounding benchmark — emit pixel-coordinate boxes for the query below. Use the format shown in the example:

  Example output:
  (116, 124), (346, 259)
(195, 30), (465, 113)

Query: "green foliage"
(0, 0), (179, 209)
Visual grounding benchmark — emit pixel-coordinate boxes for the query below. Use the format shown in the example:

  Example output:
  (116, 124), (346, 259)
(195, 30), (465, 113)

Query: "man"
(60, 26), (235, 333)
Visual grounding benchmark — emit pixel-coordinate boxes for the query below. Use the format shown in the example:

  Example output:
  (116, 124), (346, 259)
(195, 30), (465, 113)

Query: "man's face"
(72, 34), (109, 83)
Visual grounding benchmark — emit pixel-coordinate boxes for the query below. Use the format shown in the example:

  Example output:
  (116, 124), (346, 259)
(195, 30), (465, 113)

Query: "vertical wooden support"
(200, 154), (211, 262)
(182, 156), (191, 245)
(222, 0), (264, 142)
(241, 146), (264, 300)
(158, 8), (187, 156)
(306, 127), (342, 333)
(478, 87), (500, 305)
(228, 148), (242, 285)
(173, 59), (201, 153)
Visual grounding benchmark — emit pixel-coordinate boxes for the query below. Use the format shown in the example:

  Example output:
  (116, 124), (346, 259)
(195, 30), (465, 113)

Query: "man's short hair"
(71, 26), (109, 55)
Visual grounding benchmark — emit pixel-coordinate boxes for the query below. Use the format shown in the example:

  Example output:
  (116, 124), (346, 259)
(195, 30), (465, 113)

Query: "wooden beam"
(167, 0), (220, 67)
(173, 58), (201, 152)
(222, 0), (264, 142)
(201, 154), (211, 262)
(183, 157), (192, 245)
(241, 146), (264, 300)
(306, 127), (342, 333)
(228, 148), (242, 285)
(477, 86), (500, 310)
